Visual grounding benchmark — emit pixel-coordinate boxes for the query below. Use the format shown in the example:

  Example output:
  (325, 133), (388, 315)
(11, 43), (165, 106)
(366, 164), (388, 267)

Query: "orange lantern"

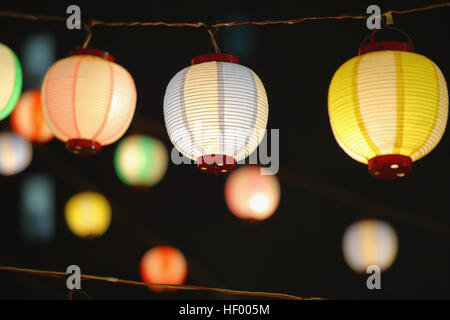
(225, 166), (280, 221)
(10, 90), (53, 143)
(41, 48), (137, 155)
(140, 246), (187, 291)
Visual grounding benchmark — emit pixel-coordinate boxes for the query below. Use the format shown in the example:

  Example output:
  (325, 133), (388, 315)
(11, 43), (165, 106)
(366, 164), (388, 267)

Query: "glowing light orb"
(140, 246), (188, 291)
(114, 135), (168, 188)
(0, 43), (22, 121)
(0, 132), (32, 176)
(10, 90), (54, 143)
(225, 166), (280, 221)
(342, 219), (398, 273)
(65, 191), (112, 238)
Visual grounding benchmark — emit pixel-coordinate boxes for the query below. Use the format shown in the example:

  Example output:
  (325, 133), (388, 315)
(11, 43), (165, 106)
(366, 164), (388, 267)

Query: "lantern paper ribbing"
(163, 54), (268, 173)
(140, 246), (188, 291)
(342, 219), (398, 273)
(0, 132), (32, 176)
(41, 49), (137, 154)
(114, 135), (168, 188)
(328, 42), (448, 178)
(0, 43), (22, 120)
(225, 166), (280, 221)
(10, 90), (53, 143)
(65, 191), (112, 238)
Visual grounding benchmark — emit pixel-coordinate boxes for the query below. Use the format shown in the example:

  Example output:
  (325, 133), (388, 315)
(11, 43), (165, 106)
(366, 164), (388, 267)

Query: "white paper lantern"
(163, 53), (268, 173)
(0, 132), (32, 176)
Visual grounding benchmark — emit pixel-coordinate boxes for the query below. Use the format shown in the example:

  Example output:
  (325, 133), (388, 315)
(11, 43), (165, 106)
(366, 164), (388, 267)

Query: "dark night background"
(0, 0), (449, 300)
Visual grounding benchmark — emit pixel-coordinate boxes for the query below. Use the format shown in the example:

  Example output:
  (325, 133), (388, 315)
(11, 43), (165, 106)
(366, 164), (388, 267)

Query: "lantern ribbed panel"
(0, 132), (32, 176)
(0, 43), (22, 120)
(164, 61), (268, 161)
(328, 50), (448, 164)
(10, 90), (54, 143)
(41, 55), (137, 146)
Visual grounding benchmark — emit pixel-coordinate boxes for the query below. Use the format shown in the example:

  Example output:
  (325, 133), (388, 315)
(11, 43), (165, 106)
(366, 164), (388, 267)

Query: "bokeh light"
(0, 132), (32, 176)
(0, 43), (22, 121)
(342, 219), (399, 273)
(114, 135), (168, 188)
(20, 173), (55, 243)
(10, 90), (54, 143)
(140, 246), (188, 292)
(225, 166), (280, 221)
(65, 191), (112, 238)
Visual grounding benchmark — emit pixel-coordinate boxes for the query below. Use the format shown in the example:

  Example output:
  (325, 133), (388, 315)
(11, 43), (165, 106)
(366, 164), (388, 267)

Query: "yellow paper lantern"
(114, 135), (168, 188)
(0, 132), (32, 176)
(225, 166), (280, 221)
(65, 191), (112, 238)
(328, 40), (448, 178)
(342, 219), (398, 273)
(163, 53), (268, 174)
(42, 48), (137, 155)
(140, 246), (188, 291)
(10, 90), (54, 143)
(0, 43), (22, 121)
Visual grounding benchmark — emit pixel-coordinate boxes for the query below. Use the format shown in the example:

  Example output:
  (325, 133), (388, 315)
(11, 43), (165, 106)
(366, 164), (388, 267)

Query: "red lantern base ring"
(368, 155), (412, 179)
(197, 154), (235, 174)
(67, 139), (101, 155)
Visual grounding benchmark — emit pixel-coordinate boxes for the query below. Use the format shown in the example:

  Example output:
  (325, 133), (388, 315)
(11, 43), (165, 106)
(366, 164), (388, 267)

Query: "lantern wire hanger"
(205, 17), (221, 54)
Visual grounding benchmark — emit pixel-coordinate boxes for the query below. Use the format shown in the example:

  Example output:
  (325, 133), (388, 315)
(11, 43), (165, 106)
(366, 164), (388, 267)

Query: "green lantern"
(114, 135), (168, 188)
(0, 43), (22, 120)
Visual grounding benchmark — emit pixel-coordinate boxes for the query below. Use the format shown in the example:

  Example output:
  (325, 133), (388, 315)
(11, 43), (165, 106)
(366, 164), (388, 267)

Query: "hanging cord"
(81, 21), (93, 48)
(205, 18), (221, 54)
(0, 266), (326, 300)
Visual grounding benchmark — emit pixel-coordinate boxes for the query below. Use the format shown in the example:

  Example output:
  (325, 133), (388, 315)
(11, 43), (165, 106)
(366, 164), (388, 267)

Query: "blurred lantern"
(140, 246), (188, 291)
(163, 53), (268, 174)
(328, 35), (448, 179)
(20, 173), (55, 243)
(10, 90), (54, 143)
(225, 166), (280, 221)
(41, 48), (137, 155)
(342, 219), (398, 273)
(65, 191), (112, 238)
(0, 132), (32, 176)
(114, 135), (168, 188)
(0, 43), (22, 121)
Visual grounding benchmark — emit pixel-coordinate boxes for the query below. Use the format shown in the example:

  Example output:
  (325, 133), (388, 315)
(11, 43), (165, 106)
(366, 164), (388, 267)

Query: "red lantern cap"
(359, 41), (414, 55)
(70, 48), (115, 62)
(191, 53), (239, 65)
(368, 155), (412, 179)
(67, 139), (101, 155)
(197, 154), (235, 174)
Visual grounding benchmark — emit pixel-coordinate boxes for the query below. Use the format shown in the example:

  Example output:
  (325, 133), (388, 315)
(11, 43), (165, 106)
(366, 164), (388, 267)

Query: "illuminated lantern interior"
(140, 246), (188, 291)
(0, 132), (32, 176)
(225, 166), (280, 221)
(65, 191), (112, 238)
(114, 135), (168, 188)
(342, 219), (398, 273)
(0, 43), (22, 121)
(328, 39), (448, 178)
(10, 90), (54, 143)
(164, 53), (268, 174)
(41, 48), (137, 155)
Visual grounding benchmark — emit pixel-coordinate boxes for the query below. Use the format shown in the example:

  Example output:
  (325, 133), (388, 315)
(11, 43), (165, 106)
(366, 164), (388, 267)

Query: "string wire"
(0, 3), (448, 30)
(0, 266), (325, 300)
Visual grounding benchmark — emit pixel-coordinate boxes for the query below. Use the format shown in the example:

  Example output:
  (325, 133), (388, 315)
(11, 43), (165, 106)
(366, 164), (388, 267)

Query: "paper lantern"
(65, 191), (111, 238)
(140, 246), (188, 291)
(225, 166), (280, 221)
(0, 132), (32, 176)
(10, 90), (53, 143)
(342, 219), (398, 273)
(114, 135), (168, 188)
(328, 40), (448, 178)
(0, 43), (22, 120)
(41, 48), (137, 155)
(163, 53), (268, 174)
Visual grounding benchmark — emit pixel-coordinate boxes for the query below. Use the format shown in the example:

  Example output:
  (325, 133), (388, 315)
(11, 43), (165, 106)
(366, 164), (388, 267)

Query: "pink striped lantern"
(41, 48), (137, 155)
